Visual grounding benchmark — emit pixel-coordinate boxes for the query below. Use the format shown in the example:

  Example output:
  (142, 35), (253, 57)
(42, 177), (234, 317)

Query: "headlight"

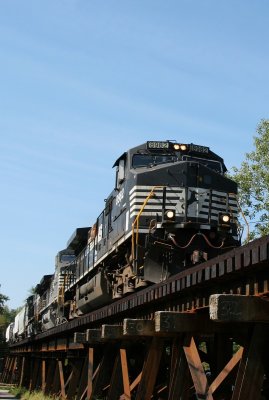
(164, 209), (175, 221)
(173, 143), (188, 151)
(219, 213), (231, 225)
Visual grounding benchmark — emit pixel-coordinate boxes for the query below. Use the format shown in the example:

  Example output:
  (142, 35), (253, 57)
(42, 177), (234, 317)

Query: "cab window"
(182, 155), (223, 174)
(132, 154), (176, 168)
(60, 254), (76, 263)
(115, 159), (125, 189)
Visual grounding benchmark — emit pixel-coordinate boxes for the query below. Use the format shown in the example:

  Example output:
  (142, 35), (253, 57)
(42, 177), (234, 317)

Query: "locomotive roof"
(113, 140), (227, 171)
(66, 227), (91, 252)
(35, 274), (53, 295)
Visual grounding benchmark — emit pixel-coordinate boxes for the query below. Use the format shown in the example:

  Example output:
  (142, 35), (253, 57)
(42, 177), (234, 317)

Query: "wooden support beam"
(155, 311), (210, 333)
(91, 343), (118, 399)
(77, 356), (88, 400)
(30, 358), (41, 392)
(123, 319), (155, 336)
(209, 346), (243, 394)
(168, 338), (190, 400)
(19, 357), (27, 384)
(1, 357), (11, 383)
(210, 294), (269, 322)
(8, 357), (14, 383)
(135, 337), (164, 400)
(52, 361), (61, 395)
(130, 372), (142, 392)
(86, 328), (101, 343)
(232, 324), (267, 400)
(3, 357), (13, 384)
(78, 362), (100, 400)
(10, 356), (18, 384)
(74, 332), (87, 344)
(44, 359), (56, 395)
(66, 360), (81, 399)
(58, 360), (66, 400)
(41, 359), (46, 392)
(106, 353), (124, 399)
(101, 324), (123, 339)
(19, 357), (26, 387)
(28, 358), (35, 391)
(23, 357), (32, 388)
(120, 348), (131, 398)
(64, 369), (73, 391)
(183, 336), (213, 400)
(87, 347), (94, 400)
(206, 333), (233, 380)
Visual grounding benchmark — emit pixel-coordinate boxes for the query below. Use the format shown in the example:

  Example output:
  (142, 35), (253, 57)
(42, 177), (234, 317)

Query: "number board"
(190, 144), (209, 154)
(147, 141), (169, 149)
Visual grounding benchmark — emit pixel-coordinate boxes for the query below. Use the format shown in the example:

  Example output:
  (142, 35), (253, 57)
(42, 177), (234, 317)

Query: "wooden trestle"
(1, 295), (269, 399)
(2, 235), (269, 399)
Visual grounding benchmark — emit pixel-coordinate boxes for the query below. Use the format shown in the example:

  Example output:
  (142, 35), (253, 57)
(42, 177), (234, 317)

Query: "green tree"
(0, 286), (9, 314)
(0, 287), (10, 356)
(232, 119), (269, 240)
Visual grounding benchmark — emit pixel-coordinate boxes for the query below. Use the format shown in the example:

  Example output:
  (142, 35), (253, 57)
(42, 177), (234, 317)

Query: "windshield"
(60, 254), (76, 263)
(182, 155), (223, 173)
(132, 154), (177, 168)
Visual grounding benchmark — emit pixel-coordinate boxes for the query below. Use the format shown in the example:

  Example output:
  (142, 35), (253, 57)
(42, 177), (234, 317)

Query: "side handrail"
(131, 186), (165, 265)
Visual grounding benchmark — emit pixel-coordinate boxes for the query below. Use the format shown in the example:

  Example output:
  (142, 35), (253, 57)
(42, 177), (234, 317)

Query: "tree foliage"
(232, 119), (269, 240)
(0, 286), (10, 351)
(0, 285), (9, 314)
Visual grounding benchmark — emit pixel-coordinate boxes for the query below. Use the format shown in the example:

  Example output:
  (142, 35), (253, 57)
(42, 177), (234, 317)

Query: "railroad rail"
(1, 235), (269, 400)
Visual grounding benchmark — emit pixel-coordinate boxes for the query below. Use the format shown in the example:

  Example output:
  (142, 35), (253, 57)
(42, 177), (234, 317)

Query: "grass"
(9, 387), (61, 400)
(2, 386), (105, 400)
(0, 385), (15, 389)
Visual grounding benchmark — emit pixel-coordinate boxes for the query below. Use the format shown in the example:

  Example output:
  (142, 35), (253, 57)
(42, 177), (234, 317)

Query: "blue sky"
(0, 0), (268, 309)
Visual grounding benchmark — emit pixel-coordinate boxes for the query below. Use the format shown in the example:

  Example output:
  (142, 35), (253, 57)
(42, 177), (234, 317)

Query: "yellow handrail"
(131, 186), (165, 263)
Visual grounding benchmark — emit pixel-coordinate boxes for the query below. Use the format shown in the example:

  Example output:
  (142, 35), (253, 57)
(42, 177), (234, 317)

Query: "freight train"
(6, 140), (240, 341)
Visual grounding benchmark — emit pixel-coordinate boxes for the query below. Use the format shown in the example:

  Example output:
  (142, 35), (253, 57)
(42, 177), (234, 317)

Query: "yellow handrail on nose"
(131, 186), (165, 263)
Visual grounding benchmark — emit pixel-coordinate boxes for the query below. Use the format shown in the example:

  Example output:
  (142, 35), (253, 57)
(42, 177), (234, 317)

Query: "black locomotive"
(64, 140), (239, 316)
(7, 140), (240, 339)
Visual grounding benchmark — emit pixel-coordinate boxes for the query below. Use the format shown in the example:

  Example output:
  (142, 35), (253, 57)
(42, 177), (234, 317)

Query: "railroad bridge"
(1, 235), (269, 399)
